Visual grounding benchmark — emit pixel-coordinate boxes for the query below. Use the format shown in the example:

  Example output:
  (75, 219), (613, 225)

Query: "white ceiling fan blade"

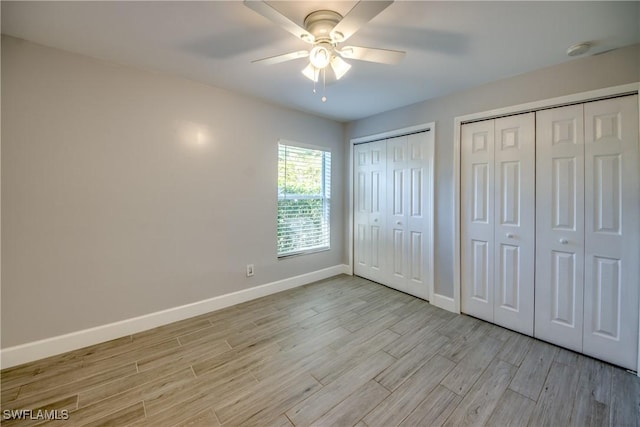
(252, 50), (309, 65)
(330, 1), (393, 42)
(244, 1), (315, 43)
(339, 46), (405, 64)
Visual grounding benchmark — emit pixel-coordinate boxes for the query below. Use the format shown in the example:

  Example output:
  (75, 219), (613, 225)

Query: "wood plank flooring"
(1, 275), (639, 426)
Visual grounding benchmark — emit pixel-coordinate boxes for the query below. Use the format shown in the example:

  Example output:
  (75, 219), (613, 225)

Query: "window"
(277, 142), (331, 257)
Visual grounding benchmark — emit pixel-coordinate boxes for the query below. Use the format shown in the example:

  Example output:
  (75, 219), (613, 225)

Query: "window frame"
(277, 140), (332, 258)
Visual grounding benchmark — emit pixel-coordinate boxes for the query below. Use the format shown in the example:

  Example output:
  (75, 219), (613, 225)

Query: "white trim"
(348, 122), (435, 301)
(453, 83), (640, 370)
(425, 127), (436, 305)
(452, 117), (462, 314)
(457, 83), (639, 124)
(347, 139), (355, 275)
(277, 138), (332, 153)
(351, 123), (433, 145)
(0, 264), (349, 369)
(431, 294), (457, 313)
(637, 92), (640, 376)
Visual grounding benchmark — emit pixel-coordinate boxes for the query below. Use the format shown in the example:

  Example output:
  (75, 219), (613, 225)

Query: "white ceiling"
(2, 1), (639, 122)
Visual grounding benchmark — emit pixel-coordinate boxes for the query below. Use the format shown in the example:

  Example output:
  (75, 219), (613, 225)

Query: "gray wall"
(2, 35), (638, 348)
(346, 43), (640, 299)
(1, 36), (345, 348)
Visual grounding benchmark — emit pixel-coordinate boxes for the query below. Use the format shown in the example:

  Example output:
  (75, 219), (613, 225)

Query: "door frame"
(348, 122), (435, 301)
(453, 82), (640, 373)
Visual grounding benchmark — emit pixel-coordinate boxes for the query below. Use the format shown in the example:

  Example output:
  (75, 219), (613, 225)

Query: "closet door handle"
(396, 221), (402, 225)
(373, 218), (378, 222)
(559, 238), (568, 245)
(506, 233), (514, 239)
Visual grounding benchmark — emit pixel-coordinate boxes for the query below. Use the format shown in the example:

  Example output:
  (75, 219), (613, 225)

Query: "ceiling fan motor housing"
(303, 10), (342, 43)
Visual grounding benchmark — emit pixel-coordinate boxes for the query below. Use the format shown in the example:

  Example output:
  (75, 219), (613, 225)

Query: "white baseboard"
(1, 264), (350, 369)
(431, 293), (458, 314)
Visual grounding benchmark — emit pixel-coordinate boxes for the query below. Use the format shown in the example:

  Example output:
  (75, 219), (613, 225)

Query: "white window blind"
(277, 143), (331, 257)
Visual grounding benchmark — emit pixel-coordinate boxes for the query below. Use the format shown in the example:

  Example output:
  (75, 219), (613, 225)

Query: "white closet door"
(535, 104), (585, 352)
(354, 141), (386, 283)
(405, 132), (433, 299)
(583, 95), (639, 370)
(386, 136), (409, 292)
(354, 130), (434, 300)
(385, 133), (433, 298)
(493, 113), (535, 335)
(461, 120), (495, 323)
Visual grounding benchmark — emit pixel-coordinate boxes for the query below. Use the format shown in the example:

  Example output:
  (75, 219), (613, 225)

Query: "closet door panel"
(354, 141), (386, 283)
(461, 121), (495, 323)
(583, 95), (639, 370)
(404, 132), (432, 299)
(354, 145), (371, 274)
(386, 136), (408, 291)
(371, 143), (386, 278)
(494, 113), (535, 335)
(535, 104), (585, 352)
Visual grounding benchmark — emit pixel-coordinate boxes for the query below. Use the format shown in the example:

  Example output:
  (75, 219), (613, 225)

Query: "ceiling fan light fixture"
(302, 63), (320, 82)
(245, 1), (405, 99)
(309, 44), (332, 69)
(337, 47), (354, 58)
(331, 31), (344, 42)
(330, 55), (351, 80)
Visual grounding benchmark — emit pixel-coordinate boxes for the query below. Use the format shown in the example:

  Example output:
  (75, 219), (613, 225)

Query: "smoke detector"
(566, 42), (592, 57)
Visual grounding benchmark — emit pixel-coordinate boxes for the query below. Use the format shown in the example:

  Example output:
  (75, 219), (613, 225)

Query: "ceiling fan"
(244, 0), (405, 95)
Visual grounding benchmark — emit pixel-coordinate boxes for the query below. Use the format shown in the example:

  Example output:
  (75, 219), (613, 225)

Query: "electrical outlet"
(246, 264), (254, 277)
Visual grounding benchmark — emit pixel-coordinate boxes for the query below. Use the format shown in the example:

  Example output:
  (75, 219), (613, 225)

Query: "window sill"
(277, 247), (330, 259)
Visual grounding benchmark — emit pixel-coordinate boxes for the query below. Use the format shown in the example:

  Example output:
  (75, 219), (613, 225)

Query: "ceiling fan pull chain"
(321, 68), (327, 103)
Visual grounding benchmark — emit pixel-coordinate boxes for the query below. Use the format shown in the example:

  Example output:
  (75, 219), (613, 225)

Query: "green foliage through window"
(277, 143), (331, 256)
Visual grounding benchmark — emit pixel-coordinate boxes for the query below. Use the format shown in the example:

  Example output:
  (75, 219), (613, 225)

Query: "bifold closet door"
(582, 95), (639, 370)
(536, 95), (639, 370)
(461, 113), (535, 335)
(354, 131), (434, 300)
(494, 114), (535, 335)
(535, 104), (585, 352)
(354, 140), (386, 283)
(387, 136), (409, 292)
(386, 133), (433, 299)
(461, 120), (495, 322)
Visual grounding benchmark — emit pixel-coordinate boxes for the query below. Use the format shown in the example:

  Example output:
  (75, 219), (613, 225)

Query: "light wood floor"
(1, 275), (639, 426)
